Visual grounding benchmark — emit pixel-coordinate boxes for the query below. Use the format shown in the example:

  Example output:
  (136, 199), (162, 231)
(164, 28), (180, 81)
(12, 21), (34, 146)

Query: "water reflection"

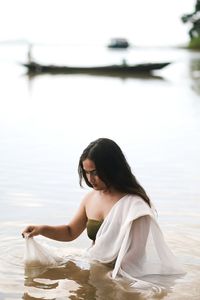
(23, 68), (165, 97)
(189, 56), (200, 94)
(23, 261), (138, 300)
(23, 259), (184, 300)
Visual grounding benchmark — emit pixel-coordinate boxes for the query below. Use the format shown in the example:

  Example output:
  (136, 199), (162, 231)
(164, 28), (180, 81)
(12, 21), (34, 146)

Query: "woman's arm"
(22, 196), (88, 242)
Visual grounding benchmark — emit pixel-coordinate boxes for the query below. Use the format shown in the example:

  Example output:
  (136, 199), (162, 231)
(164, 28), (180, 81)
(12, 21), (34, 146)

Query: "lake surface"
(0, 44), (200, 299)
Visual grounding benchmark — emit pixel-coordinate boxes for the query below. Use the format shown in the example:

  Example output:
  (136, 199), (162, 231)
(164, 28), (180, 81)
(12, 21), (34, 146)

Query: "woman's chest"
(85, 193), (125, 220)
(86, 200), (113, 220)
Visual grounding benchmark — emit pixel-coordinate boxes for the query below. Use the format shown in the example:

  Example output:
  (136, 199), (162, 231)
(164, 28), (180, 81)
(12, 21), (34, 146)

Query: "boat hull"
(22, 62), (171, 75)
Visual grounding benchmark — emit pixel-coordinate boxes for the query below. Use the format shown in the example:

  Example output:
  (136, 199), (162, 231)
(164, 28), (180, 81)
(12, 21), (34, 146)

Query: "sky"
(0, 0), (196, 47)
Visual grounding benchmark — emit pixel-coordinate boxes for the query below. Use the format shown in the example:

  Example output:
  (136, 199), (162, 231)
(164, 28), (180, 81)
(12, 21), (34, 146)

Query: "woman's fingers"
(22, 225), (38, 238)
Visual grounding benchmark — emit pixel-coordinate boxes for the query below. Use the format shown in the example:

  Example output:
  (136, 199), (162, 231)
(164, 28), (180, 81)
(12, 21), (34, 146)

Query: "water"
(0, 44), (200, 299)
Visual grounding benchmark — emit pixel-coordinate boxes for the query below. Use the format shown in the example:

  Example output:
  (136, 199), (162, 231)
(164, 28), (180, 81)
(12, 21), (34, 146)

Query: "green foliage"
(181, 0), (200, 47)
(188, 37), (200, 49)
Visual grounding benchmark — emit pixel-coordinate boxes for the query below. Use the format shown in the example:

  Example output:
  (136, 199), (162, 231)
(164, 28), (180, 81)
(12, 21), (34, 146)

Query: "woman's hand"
(22, 225), (44, 238)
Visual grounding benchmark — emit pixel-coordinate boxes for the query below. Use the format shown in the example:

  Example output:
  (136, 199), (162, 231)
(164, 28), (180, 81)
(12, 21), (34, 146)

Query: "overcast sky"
(0, 0), (196, 46)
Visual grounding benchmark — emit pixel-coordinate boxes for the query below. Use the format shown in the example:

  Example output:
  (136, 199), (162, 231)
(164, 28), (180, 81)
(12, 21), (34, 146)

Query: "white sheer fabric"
(24, 235), (63, 267)
(88, 195), (185, 282)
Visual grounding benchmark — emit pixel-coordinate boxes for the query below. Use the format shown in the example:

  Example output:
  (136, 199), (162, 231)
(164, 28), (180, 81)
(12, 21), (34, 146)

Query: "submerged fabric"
(87, 219), (104, 241)
(88, 195), (185, 282)
(24, 235), (63, 267)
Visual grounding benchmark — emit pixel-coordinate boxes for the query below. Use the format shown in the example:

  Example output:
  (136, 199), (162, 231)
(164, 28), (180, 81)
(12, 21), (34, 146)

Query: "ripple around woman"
(22, 137), (185, 289)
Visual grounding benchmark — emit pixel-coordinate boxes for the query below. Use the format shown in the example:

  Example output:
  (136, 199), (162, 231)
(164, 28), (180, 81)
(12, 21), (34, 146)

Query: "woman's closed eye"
(85, 170), (98, 176)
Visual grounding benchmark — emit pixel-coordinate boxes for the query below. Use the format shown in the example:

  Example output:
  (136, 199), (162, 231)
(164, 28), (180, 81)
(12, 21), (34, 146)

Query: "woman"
(22, 138), (184, 285)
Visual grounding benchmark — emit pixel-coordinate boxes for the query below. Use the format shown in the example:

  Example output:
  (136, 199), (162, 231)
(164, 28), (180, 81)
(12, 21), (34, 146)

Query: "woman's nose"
(88, 174), (95, 183)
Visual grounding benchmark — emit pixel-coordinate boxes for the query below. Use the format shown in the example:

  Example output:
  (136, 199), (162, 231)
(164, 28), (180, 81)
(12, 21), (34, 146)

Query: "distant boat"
(22, 61), (171, 75)
(107, 38), (130, 49)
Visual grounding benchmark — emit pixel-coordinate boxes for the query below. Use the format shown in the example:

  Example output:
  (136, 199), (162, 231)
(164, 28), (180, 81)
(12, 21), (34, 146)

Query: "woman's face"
(82, 159), (107, 191)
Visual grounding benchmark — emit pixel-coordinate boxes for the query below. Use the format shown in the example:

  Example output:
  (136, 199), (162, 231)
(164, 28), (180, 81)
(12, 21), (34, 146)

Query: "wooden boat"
(22, 61), (171, 75)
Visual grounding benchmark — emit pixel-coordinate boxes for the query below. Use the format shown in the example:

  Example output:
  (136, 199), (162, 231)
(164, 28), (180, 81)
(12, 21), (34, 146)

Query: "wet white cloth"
(24, 235), (63, 267)
(88, 195), (185, 284)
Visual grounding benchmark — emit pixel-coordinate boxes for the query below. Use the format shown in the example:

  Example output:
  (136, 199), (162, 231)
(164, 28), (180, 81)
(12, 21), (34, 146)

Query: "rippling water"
(0, 44), (200, 299)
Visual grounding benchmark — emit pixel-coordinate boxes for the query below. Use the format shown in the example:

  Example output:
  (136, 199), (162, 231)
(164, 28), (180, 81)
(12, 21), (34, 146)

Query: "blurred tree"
(181, 0), (200, 40)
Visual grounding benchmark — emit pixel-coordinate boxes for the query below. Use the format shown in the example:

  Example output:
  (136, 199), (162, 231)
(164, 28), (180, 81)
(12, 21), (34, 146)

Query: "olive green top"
(86, 219), (104, 241)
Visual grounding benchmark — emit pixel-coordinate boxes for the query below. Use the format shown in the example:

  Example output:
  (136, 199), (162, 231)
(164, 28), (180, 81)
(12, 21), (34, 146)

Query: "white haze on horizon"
(0, 0), (196, 47)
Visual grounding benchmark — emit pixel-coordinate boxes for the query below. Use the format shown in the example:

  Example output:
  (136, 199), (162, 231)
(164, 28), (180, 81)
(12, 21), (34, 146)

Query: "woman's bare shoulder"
(82, 190), (96, 205)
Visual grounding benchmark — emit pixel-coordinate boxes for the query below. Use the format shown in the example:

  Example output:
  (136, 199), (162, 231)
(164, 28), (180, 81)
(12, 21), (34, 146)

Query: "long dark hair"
(78, 138), (151, 207)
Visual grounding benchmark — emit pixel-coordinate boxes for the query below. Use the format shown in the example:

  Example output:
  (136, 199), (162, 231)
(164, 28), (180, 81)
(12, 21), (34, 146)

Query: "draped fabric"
(88, 195), (185, 284)
(24, 234), (63, 267)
